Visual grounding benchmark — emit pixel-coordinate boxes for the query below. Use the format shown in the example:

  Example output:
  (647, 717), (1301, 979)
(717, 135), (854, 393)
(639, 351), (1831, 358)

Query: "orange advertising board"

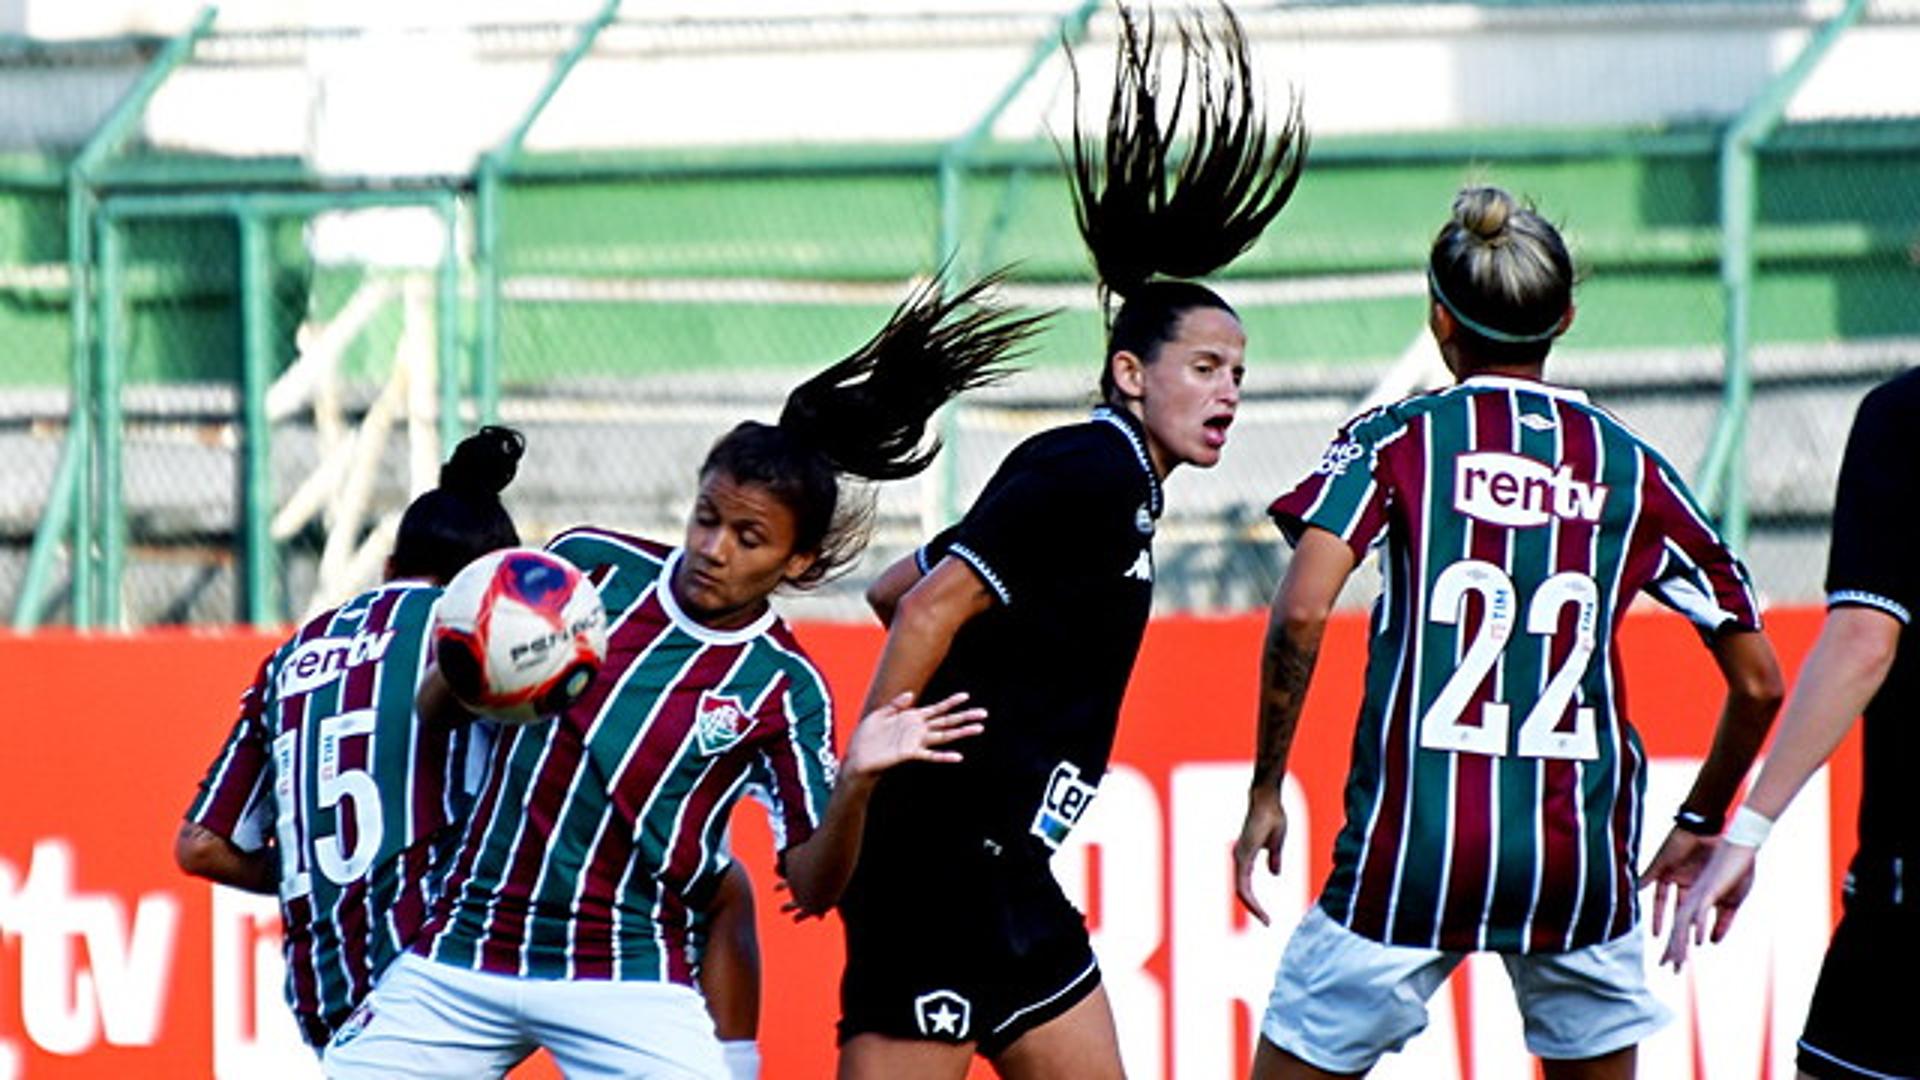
(0, 608), (1843, 1078)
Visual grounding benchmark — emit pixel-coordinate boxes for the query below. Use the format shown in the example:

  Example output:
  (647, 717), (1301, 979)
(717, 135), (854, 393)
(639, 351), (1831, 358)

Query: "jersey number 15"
(271, 708), (386, 898)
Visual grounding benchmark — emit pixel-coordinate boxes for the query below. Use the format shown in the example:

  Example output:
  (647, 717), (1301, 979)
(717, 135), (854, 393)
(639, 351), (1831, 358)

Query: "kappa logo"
(1125, 548), (1153, 583)
(914, 989), (972, 1040)
(1030, 761), (1097, 850)
(1313, 440), (1365, 477)
(1453, 451), (1607, 528)
(694, 692), (751, 756)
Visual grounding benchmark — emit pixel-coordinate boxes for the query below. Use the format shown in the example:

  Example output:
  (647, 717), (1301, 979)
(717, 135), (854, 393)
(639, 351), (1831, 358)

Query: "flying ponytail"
(700, 271), (1046, 588)
(1068, 2), (1306, 402)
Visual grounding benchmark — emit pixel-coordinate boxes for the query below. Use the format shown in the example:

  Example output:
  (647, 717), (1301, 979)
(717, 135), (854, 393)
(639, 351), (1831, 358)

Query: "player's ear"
(1109, 350), (1147, 401)
(1428, 299), (1454, 345)
(782, 549), (818, 586)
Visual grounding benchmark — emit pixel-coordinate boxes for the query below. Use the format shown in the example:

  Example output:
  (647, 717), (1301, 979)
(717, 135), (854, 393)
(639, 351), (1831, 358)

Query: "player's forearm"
(174, 821), (277, 894)
(858, 589), (967, 716)
(779, 771), (880, 914)
(1250, 529), (1352, 791)
(865, 553), (924, 629)
(1252, 602), (1322, 792)
(1677, 628), (1784, 822)
(1741, 607), (1897, 819)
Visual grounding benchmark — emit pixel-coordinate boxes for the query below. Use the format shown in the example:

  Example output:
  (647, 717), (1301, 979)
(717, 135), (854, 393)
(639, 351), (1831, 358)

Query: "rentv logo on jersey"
(1453, 451), (1607, 527)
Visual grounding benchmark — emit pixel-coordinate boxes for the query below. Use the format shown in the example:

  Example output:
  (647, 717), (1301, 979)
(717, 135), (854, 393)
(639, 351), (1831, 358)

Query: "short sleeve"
(184, 655), (276, 852)
(748, 671), (837, 854)
(1638, 459), (1763, 635)
(1826, 378), (1920, 624)
(943, 458), (1088, 606)
(915, 524), (961, 577)
(1269, 418), (1393, 560)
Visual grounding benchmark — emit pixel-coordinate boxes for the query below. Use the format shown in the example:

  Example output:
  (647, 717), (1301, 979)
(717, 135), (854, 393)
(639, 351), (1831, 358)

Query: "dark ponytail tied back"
(391, 425), (525, 583)
(701, 271), (1046, 588)
(1069, 2), (1306, 402)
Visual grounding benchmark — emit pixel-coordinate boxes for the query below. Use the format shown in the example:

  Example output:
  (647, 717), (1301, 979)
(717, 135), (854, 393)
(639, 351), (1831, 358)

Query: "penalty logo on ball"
(433, 547), (609, 725)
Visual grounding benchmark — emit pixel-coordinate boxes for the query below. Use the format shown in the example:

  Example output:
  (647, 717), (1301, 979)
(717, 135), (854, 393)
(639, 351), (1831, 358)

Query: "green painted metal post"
(17, 5), (217, 629)
(1697, 0), (1867, 550)
(238, 212), (277, 626)
(934, 0), (1099, 271)
(479, 0), (623, 427)
(932, 0), (1099, 527)
(13, 425), (83, 630)
(96, 217), (126, 627)
(437, 192), (462, 453)
(475, 164), (502, 425)
(65, 177), (96, 627)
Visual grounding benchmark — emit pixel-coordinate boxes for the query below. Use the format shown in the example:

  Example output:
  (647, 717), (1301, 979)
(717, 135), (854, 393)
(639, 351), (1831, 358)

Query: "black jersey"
(1826, 367), (1920, 882)
(864, 405), (1161, 865)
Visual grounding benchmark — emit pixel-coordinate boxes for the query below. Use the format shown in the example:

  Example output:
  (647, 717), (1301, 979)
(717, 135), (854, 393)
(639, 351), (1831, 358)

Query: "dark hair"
(1069, 2), (1307, 403)
(1427, 186), (1574, 367)
(390, 425), (523, 583)
(699, 272), (1044, 589)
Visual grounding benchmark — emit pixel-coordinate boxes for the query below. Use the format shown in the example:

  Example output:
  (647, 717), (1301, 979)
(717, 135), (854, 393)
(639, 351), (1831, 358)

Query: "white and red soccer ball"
(432, 547), (608, 725)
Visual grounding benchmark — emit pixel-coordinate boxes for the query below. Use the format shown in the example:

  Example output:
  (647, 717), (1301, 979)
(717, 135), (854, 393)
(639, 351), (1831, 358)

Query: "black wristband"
(1673, 808), (1722, 836)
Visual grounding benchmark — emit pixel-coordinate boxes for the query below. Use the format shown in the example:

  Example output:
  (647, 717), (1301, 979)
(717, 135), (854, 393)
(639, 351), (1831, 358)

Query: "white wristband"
(720, 1039), (761, 1080)
(1722, 805), (1774, 849)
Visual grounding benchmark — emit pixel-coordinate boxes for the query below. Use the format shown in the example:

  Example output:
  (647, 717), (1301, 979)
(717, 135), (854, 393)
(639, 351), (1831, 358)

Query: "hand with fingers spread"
(841, 690), (985, 780)
(1638, 827), (1714, 941)
(1658, 840), (1756, 970)
(1234, 786), (1289, 926)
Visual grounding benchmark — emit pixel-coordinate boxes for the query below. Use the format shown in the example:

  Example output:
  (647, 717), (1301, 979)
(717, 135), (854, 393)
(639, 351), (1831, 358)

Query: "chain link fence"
(2, 2), (1916, 628)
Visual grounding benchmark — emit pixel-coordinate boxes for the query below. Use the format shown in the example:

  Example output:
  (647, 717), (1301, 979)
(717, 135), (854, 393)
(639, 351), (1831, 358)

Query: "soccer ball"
(432, 547), (609, 725)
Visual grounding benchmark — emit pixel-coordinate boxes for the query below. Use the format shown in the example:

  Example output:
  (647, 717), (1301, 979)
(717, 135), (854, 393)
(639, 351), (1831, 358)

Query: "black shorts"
(1797, 897), (1920, 1079)
(837, 835), (1101, 1058)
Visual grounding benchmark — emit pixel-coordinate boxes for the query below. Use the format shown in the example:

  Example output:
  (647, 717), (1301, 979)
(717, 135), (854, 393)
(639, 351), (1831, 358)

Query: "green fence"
(4, 3), (1917, 629)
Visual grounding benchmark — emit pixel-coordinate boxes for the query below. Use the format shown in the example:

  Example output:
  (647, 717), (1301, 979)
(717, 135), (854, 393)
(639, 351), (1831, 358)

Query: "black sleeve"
(1825, 376), (1920, 624)
(915, 525), (961, 575)
(942, 455), (1091, 607)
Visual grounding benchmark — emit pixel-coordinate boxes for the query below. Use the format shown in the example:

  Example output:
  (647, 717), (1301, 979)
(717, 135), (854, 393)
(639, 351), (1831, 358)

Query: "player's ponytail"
(700, 272), (1044, 588)
(1427, 185), (1574, 367)
(1069, 2), (1306, 404)
(391, 425), (525, 583)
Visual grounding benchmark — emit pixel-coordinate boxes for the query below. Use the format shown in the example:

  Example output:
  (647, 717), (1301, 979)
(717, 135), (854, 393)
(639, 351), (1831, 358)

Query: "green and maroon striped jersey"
(185, 582), (488, 1046)
(417, 527), (837, 984)
(1271, 375), (1762, 954)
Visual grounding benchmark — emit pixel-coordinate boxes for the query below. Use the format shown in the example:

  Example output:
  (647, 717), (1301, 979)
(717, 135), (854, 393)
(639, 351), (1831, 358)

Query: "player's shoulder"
(751, 618), (832, 702)
(1000, 408), (1151, 495)
(1859, 366), (1920, 425)
(547, 526), (671, 571)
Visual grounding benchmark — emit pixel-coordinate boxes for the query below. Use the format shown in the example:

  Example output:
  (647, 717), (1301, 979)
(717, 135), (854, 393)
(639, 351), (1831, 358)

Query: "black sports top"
(863, 405), (1163, 865)
(1825, 366), (1920, 877)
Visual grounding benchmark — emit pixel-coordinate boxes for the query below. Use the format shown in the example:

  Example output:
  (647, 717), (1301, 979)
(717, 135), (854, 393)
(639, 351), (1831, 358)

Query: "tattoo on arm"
(1253, 620), (1320, 790)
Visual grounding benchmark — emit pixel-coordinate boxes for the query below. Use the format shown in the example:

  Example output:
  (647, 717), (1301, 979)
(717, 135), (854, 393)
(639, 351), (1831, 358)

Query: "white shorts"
(323, 953), (729, 1080)
(1260, 904), (1669, 1073)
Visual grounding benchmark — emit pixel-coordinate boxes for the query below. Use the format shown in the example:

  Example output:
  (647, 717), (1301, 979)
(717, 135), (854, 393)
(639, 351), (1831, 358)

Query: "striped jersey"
(185, 582), (490, 1046)
(1271, 375), (1762, 953)
(417, 527), (837, 984)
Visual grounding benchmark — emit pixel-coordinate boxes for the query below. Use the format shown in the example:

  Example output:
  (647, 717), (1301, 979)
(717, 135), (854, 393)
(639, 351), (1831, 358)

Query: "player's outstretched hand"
(842, 691), (985, 780)
(1658, 841), (1756, 970)
(1638, 828), (1712, 940)
(1233, 786), (1289, 926)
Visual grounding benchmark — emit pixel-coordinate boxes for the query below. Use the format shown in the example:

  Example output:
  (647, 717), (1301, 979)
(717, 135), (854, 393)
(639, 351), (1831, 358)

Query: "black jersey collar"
(1092, 405), (1163, 519)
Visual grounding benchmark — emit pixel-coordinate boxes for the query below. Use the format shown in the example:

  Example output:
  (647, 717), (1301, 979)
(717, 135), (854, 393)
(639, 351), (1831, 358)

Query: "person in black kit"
(1664, 366), (1920, 1080)
(828, 6), (1306, 1078)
